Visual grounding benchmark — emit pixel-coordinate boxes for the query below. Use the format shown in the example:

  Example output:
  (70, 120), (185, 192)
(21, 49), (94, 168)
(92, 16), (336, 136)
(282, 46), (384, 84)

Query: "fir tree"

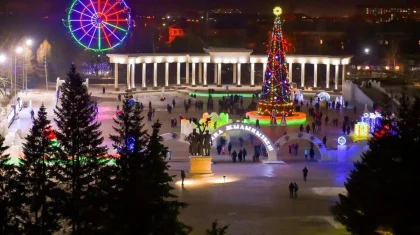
(17, 104), (60, 234)
(332, 94), (420, 234)
(206, 220), (230, 235)
(107, 97), (190, 234)
(54, 64), (108, 233)
(0, 135), (25, 234)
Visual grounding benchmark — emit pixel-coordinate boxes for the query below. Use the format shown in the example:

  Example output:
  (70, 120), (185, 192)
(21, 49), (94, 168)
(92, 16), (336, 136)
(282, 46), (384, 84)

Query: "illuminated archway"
(210, 123), (277, 161)
(274, 132), (329, 160)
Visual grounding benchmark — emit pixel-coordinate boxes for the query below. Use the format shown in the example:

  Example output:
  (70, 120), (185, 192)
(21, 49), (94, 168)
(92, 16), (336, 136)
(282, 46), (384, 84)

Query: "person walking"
(293, 182), (299, 198)
(239, 137), (244, 147)
(172, 99), (176, 108)
(256, 119), (260, 128)
(242, 148), (247, 161)
(310, 148), (315, 160)
(304, 149), (309, 160)
(228, 142), (232, 155)
(322, 136), (327, 147)
(102, 87), (105, 94)
(231, 150), (237, 163)
(30, 109), (35, 120)
(303, 167), (308, 182)
(118, 94), (121, 101)
(289, 182), (294, 198)
(181, 170), (186, 186)
(238, 150), (243, 162)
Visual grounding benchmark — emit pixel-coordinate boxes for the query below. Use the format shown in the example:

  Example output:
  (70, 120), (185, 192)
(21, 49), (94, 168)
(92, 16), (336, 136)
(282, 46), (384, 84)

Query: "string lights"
(258, 6), (294, 116)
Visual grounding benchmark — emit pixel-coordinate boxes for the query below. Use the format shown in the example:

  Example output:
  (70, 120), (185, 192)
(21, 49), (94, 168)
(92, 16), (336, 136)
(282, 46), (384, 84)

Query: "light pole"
(0, 54), (6, 97)
(24, 39), (32, 91)
(15, 47), (23, 100)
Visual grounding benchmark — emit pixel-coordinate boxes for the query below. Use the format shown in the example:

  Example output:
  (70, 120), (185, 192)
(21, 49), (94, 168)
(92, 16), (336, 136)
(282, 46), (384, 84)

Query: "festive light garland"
(258, 7), (294, 116)
(65, 0), (133, 52)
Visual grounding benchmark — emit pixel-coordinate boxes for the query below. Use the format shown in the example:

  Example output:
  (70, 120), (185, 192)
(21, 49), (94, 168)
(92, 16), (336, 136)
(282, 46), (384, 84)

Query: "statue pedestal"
(189, 156), (213, 175)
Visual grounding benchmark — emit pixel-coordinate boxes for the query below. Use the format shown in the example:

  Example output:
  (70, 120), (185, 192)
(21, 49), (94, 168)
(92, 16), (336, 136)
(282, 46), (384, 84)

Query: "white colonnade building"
(107, 48), (351, 91)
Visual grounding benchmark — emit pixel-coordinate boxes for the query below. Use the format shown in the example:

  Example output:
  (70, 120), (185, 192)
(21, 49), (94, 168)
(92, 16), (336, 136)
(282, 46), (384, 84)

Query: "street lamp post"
(15, 47), (23, 100)
(24, 39), (32, 91)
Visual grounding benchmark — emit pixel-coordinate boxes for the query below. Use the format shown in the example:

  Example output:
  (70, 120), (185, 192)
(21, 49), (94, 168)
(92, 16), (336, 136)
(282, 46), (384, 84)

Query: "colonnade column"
(153, 63), (157, 88)
(192, 63), (196, 86)
(342, 64), (346, 90)
(217, 63), (222, 86)
(214, 64), (217, 84)
(326, 63), (331, 89)
(126, 63), (131, 90)
(313, 63), (318, 88)
(198, 63), (202, 84)
(165, 63), (169, 87)
(300, 63), (305, 88)
(142, 63), (146, 88)
(114, 63), (119, 91)
(185, 62), (190, 84)
(233, 63), (237, 84)
(176, 62), (181, 85)
(236, 63), (241, 87)
(131, 64), (135, 90)
(263, 62), (267, 75)
(250, 63), (255, 87)
(288, 63), (293, 83)
(203, 63), (208, 86)
(335, 64), (339, 90)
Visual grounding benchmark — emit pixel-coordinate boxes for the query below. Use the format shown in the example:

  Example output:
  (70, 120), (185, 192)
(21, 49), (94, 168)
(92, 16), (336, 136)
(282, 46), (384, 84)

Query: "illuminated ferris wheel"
(65, 0), (134, 52)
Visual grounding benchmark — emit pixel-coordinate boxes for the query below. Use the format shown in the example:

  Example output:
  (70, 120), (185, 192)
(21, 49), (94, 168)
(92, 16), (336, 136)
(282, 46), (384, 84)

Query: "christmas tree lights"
(258, 7), (294, 116)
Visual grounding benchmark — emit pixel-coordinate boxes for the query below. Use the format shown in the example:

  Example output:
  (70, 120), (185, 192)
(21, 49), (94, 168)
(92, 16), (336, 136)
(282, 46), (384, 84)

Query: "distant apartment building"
(356, 5), (420, 23)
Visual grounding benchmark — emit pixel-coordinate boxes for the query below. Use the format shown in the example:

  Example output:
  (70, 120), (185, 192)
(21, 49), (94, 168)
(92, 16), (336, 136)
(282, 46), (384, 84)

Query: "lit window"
(319, 39), (323, 45)
(385, 40), (388, 45)
(418, 40), (420, 45)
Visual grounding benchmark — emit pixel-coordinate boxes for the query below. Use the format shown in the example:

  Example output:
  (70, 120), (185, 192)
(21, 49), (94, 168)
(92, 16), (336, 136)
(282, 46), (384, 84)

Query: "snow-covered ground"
(3, 87), (361, 234)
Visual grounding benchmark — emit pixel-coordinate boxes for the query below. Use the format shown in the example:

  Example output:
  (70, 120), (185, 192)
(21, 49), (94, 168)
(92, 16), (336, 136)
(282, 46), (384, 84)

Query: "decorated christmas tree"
(258, 7), (294, 116)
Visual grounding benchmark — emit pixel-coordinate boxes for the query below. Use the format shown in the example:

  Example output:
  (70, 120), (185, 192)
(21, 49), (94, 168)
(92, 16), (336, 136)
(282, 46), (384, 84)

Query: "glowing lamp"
(337, 136), (346, 146)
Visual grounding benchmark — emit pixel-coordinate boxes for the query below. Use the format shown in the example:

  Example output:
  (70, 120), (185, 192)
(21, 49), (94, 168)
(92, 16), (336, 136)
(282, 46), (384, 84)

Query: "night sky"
(0, 0), (418, 17)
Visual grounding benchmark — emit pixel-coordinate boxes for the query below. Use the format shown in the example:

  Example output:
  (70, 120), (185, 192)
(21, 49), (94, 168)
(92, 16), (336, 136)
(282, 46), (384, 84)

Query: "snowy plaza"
(0, 85), (368, 235)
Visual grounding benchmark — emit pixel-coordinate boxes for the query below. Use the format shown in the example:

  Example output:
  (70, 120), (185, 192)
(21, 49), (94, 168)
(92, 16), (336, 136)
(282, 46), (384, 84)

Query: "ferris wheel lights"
(67, 0), (132, 52)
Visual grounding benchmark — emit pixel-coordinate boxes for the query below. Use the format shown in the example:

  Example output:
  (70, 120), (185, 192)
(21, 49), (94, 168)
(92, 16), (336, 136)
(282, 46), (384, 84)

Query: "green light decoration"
(65, 0), (133, 52)
(189, 92), (255, 98)
(2, 156), (117, 166)
(199, 112), (231, 131)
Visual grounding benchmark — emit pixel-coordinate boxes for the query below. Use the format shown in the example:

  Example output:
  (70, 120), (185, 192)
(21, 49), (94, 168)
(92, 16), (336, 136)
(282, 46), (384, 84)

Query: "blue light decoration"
(65, 0), (134, 52)
(128, 98), (136, 107)
(116, 136), (136, 153)
(360, 112), (382, 133)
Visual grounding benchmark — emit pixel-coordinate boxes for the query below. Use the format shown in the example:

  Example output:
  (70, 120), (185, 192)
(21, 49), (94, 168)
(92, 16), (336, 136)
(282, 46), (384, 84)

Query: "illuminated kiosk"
(210, 123), (284, 164)
(246, 7), (306, 126)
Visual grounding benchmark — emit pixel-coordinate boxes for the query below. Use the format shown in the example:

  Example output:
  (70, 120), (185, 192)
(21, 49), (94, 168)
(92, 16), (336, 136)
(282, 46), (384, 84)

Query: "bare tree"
(36, 40), (52, 90)
(385, 40), (399, 67)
